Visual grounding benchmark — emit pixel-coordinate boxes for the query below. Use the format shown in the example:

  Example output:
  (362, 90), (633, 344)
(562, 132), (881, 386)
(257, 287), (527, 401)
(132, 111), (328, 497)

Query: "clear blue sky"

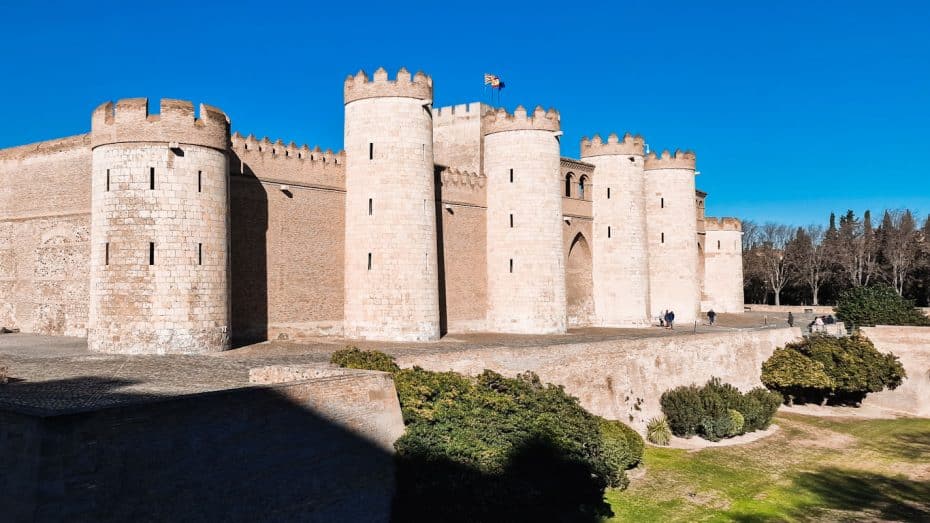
(2, 0), (928, 225)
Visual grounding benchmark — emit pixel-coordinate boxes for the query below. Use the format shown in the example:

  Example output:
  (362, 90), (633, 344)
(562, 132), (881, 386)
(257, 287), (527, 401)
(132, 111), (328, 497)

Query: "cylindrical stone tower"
(644, 149), (700, 324)
(581, 133), (651, 327)
(89, 98), (230, 354)
(483, 106), (566, 333)
(343, 67), (440, 341)
(701, 217), (745, 313)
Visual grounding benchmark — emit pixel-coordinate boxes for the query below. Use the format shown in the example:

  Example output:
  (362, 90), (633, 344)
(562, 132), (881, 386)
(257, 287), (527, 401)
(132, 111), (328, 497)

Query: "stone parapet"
(229, 132), (345, 188)
(91, 98), (229, 151)
(481, 106), (560, 135)
(704, 217), (742, 231)
(644, 149), (696, 171)
(344, 67), (432, 104)
(580, 132), (644, 157)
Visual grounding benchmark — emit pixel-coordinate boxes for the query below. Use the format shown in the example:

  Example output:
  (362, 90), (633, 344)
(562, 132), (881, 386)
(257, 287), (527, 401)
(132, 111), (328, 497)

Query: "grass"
(607, 412), (930, 522)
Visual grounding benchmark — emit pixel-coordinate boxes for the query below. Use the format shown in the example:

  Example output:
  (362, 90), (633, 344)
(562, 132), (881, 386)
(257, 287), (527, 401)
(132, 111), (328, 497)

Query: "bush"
(761, 347), (835, 402)
(835, 284), (930, 328)
(740, 388), (783, 431)
(646, 417), (672, 446)
(726, 409), (745, 437)
(331, 349), (619, 520)
(597, 418), (644, 488)
(761, 335), (906, 405)
(661, 378), (781, 441)
(330, 346), (400, 373)
(660, 384), (704, 437)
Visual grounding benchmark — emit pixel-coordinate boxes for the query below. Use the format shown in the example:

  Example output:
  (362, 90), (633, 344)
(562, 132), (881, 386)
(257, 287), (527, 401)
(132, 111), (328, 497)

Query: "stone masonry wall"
(394, 327), (802, 431)
(89, 144), (229, 353)
(0, 135), (92, 336)
(0, 371), (405, 522)
(484, 124), (566, 333)
(861, 326), (930, 417)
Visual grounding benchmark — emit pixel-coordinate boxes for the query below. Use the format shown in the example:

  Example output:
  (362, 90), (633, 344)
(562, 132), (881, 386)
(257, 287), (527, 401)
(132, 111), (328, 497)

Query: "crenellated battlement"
(229, 132), (345, 188)
(432, 102), (491, 125)
(481, 105), (560, 135)
(580, 132), (644, 157)
(644, 149), (696, 170)
(91, 98), (229, 151)
(440, 167), (486, 190)
(704, 217), (742, 232)
(344, 67), (432, 104)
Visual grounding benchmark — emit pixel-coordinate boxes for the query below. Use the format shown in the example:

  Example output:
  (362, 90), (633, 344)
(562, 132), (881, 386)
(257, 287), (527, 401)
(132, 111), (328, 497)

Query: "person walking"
(667, 310), (675, 330)
(787, 312), (794, 327)
(707, 309), (716, 326)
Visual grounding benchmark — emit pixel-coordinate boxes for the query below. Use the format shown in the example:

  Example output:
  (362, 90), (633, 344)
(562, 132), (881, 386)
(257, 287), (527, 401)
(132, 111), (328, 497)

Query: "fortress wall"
(563, 216), (594, 326)
(438, 177), (488, 332)
(230, 154), (346, 343)
(0, 136), (92, 335)
(861, 326), (930, 417)
(394, 327), (802, 431)
(229, 133), (345, 190)
(432, 102), (488, 174)
(0, 371), (404, 522)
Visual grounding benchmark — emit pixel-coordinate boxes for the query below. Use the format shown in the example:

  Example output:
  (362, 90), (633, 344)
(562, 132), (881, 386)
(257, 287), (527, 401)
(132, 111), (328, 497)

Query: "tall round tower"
(343, 67), (440, 341)
(483, 106), (566, 333)
(644, 149), (700, 324)
(89, 98), (230, 354)
(581, 133), (651, 327)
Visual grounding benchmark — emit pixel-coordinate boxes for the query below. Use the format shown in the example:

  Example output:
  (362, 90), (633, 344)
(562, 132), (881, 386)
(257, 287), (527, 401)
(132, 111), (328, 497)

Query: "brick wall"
(0, 136), (92, 336)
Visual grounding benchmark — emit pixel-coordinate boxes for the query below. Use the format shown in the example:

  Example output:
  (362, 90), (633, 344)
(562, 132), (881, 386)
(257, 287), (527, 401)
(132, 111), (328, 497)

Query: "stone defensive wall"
(438, 167), (486, 207)
(644, 149), (697, 170)
(861, 326), (930, 417)
(0, 135), (93, 336)
(0, 369), (404, 521)
(344, 67), (432, 103)
(704, 216), (742, 231)
(393, 327), (802, 431)
(229, 132), (346, 190)
(481, 105), (560, 135)
(91, 98), (228, 150)
(580, 132), (645, 157)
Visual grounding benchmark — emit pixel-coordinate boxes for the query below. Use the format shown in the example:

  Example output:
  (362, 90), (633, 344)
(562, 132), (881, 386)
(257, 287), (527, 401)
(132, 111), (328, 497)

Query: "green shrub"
(390, 368), (615, 521)
(761, 347), (835, 402)
(660, 384), (704, 437)
(727, 409), (745, 437)
(761, 335), (906, 405)
(835, 284), (930, 328)
(330, 346), (400, 373)
(740, 388), (783, 431)
(646, 417), (672, 446)
(661, 378), (781, 441)
(597, 418), (643, 488)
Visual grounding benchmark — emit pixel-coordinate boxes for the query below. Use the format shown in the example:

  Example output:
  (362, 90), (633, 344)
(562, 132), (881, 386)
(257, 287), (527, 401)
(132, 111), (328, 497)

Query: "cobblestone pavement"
(0, 314), (789, 414)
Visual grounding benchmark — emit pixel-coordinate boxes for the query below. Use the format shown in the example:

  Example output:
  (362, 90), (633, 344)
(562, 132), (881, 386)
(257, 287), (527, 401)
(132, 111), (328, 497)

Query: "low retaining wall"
(744, 304), (836, 314)
(394, 327), (801, 431)
(0, 370), (404, 522)
(861, 326), (930, 417)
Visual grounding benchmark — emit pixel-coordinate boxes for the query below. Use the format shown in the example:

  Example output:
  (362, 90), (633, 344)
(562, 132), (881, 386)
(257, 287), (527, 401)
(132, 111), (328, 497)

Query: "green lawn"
(607, 412), (930, 522)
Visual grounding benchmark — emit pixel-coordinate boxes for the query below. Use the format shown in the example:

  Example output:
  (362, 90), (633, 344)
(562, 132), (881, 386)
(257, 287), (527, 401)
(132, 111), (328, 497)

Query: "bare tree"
(757, 223), (793, 306)
(879, 210), (919, 295)
(832, 210), (879, 287)
(786, 225), (829, 305)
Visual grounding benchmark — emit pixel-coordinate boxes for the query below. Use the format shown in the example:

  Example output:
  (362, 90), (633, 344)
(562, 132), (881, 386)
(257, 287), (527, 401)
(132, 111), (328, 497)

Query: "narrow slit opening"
(149, 242), (155, 265)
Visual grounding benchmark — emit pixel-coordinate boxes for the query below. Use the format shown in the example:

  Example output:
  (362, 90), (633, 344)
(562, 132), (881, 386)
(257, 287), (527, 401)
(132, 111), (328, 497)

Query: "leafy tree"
(761, 347), (835, 402)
